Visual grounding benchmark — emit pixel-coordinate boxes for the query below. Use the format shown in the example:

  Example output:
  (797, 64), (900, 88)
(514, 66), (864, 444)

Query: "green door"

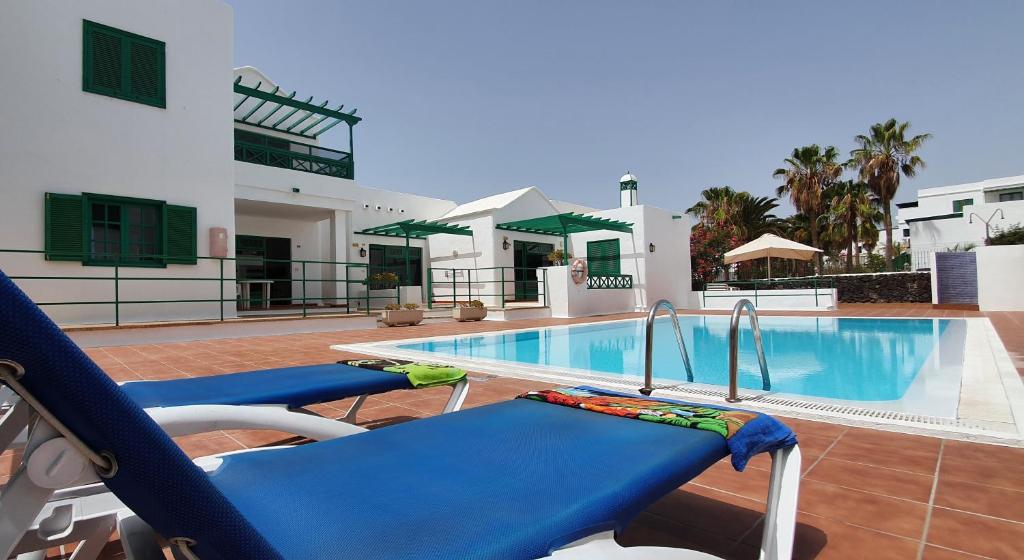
(513, 241), (554, 301)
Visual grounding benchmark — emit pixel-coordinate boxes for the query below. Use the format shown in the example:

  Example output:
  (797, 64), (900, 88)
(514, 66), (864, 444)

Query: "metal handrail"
(727, 298), (771, 402)
(640, 299), (693, 396)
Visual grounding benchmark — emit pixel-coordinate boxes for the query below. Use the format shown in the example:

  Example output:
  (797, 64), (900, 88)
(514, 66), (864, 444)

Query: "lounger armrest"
(145, 404), (367, 441)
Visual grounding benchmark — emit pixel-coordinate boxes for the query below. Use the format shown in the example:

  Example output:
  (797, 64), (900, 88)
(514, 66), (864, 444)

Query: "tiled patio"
(10, 303), (1024, 559)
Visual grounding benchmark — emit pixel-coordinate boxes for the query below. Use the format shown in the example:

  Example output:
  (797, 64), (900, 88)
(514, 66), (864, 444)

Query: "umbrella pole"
(767, 255), (771, 280)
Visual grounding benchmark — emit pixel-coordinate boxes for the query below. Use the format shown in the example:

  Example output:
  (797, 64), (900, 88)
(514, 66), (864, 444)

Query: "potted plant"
(546, 249), (572, 265)
(381, 302), (424, 327)
(453, 299), (487, 322)
(368, 271), (400, 290)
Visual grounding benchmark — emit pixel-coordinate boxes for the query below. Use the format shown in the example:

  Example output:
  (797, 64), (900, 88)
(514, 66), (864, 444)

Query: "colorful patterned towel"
(518, 386), (797, 471)
(342, 359), (466, 389)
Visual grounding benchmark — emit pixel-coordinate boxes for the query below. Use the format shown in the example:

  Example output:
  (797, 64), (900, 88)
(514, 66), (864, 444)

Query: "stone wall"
(768, 272), (932, 303)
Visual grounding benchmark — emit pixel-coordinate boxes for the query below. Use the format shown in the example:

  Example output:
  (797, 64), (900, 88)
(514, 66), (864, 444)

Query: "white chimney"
(619, 172), (638, 207)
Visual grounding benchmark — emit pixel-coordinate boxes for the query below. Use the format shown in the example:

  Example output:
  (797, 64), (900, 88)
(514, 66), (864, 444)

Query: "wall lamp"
(502, 237), (511, 251)
(648, 243), (656, 253)
(359, 247), (367, 258)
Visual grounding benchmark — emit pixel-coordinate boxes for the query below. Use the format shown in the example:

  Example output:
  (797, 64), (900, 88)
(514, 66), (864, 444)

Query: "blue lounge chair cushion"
(122, 364), (413, 409)
(209, 398), (729, 560)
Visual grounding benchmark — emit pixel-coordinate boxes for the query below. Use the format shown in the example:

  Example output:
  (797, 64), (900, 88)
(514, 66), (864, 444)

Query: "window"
(586, 239), (621, 276)
(999, 191), (1023, 202)
(44, 193), (196, 266)
(951, 198), (974, 213)
(368, 244), (422, 287)
(83, 20), (165, 108)
(902, 228), (910, 238)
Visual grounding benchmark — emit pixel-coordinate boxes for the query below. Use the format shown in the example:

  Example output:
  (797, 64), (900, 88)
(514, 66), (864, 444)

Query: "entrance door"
(513, 240), (554, 301)
(236, 235), (292, 307)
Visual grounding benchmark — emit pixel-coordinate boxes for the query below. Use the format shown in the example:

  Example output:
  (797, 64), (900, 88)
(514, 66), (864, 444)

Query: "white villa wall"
(0, 0), (235, 324)
(235, 214), (325, 304)
(545, 266), (634, 318)
(909, 200), (1024, 268)
(976, 245), (1024, 311)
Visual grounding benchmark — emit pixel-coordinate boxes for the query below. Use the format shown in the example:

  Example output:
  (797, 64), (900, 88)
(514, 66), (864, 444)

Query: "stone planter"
(381, 309), (424, 327)
(453, 306), (487, 322)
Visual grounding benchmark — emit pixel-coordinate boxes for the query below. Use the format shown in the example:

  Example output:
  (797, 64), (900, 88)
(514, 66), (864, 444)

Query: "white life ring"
(570, 258), (588, 285)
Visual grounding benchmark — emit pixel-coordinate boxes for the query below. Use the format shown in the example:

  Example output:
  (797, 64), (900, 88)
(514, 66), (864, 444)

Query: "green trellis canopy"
(496, 213), (633, 264)
(233, 76), (361, 139)
(355, 219), (473, 239)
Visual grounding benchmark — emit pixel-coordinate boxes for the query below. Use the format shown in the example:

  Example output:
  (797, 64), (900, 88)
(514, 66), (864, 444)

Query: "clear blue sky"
(226, 0), (1024, 213)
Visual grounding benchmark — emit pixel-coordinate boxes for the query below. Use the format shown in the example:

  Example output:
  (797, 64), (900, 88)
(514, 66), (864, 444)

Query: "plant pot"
(453, 306), (487, 322)
(381, 309), (424, 327)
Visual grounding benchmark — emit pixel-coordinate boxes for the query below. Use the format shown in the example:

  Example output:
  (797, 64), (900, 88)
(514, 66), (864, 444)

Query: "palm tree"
(850, 119), (931, 271)
(686, 187), (781, 243)
(827, 181), (875, 272)
(855, 199), (882, 261)
(773, 145), (844, 273)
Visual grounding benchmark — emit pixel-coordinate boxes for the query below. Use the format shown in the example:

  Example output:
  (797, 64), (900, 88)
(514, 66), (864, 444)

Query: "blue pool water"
(398, 316), (959, 401)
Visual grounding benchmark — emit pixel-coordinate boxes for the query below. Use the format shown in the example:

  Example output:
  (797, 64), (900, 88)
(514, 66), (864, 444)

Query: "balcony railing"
(587, 274), (633, 289)
(234, 130), (354, 179)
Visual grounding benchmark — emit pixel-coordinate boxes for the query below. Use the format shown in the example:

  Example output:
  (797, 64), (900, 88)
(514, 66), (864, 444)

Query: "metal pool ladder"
(640, 299), (694, 396)
(727, 299), (771, 402)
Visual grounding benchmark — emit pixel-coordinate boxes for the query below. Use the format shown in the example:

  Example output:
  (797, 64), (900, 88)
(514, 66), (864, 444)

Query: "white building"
(0, 0), (691, 325)
(896, 175), (1024, 269)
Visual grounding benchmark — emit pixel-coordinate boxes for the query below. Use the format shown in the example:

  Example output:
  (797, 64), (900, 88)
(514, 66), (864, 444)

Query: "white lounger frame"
(0, 379), (469, 559)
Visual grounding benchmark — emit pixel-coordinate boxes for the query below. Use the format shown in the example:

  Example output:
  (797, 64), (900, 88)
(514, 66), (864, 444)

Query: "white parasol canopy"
(723, 234), (822, 279)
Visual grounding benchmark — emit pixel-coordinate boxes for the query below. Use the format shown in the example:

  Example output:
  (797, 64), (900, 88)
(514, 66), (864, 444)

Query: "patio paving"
(11, 303), (1024, 559)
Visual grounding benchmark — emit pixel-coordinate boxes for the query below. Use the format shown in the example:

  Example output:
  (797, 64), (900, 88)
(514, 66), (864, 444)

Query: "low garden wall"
(777, 272), (932, 303)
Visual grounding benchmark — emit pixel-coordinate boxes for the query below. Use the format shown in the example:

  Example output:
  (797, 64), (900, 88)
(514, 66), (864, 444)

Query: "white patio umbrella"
(723, 234), (822, 279)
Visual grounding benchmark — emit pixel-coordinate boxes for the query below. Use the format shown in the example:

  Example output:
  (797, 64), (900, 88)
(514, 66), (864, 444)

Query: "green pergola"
(355, 220), (473, 285)
(233, 76), (362, 147)
(495, 213), (633, 264)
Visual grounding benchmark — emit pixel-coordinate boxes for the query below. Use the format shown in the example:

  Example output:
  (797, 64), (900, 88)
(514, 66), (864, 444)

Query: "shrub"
(546, 249), (573, 265)
(402, 303), (420, 310)
(461, 300), (485, 308)
(384, 303), (401, 310)
(369, 272), (400, 288)
(988, 223), (1024, 246)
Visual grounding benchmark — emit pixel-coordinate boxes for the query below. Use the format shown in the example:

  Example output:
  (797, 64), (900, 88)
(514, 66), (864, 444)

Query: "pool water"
(398, 316), (962, 402)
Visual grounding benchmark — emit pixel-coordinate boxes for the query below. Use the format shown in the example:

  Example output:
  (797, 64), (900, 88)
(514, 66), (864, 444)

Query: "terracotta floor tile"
(620, 511), (758, 560)
(692, 461), (774, 503)
(175, 435), (246, 459)
(796, 479), (929, 539)
(805, 458), (935, 503)
(644, 486), (766, 540)
(926, 507), (1024, 559)
(743, 513), (919, 560)
(942, 439), (1024, 467)
(825, 434), (940, 475)
(939, 455), (1024, 491)
(921, 545), (992, 559)
(934, 477), (1024, 523)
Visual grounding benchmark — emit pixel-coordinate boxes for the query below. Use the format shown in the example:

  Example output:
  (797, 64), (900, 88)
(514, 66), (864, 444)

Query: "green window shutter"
(165, 205), (197, 264)
(45, 193), (85, 261)
(587, 239), (621, 276)
(83, 22), (123, 95)
(128, 37), (165, 106)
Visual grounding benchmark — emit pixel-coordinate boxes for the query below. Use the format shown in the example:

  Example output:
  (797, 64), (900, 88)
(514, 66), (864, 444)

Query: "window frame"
(951, 198), (974, 213)
(83, 193), (166, 268)
(368, 244), (423, 287)
(586, 238), (622, 277)
(82, 20), (166, 108)
(998, 191), (1023, 202)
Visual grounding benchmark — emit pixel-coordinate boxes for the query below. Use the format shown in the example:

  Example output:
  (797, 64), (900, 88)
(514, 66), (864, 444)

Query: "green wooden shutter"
(45, 193), (85, 261)
(128, 37), (165, 107)
(587, 239), (620, 276)
(83, 22), (124, 95)
(165, 205), (197, 264)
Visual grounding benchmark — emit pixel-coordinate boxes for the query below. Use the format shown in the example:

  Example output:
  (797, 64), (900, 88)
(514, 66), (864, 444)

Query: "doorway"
(513, 240), (554, 301)
(236, 235), (292, 307)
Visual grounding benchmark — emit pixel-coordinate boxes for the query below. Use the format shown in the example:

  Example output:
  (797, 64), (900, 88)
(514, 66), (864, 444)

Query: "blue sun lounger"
(0, 272), (801, 560)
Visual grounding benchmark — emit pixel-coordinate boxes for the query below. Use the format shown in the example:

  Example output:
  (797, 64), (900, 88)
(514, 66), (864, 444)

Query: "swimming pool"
(395, 316), (967, 411)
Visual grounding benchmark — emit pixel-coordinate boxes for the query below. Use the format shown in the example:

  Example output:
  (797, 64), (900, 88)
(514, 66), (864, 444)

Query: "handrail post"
(727, 299), (771, 403)
(426, 268), (433, 309)
(814, 278), (819, 307)
(301, 261), (307, 318)
(500, 267), (506, 309)
(640, 299), (694, 396)
(114, 262), (120, 327)
(452, 269), (456, 308)
(219, 258), (224, 322)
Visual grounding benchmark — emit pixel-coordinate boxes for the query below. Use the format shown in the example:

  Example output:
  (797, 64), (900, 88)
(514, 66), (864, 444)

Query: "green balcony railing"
(587, 274), (633, 289)
(234, 136), (353, 179)
(426, 267), (549, 309)
(0, 249), (401, 326)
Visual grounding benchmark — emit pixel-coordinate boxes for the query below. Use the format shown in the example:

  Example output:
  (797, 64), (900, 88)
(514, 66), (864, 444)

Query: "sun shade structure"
(723, 233), (822, 279)
(496, 213), (633, 264)
(233, 76), (361, 139)
(356, 220), (473, 285)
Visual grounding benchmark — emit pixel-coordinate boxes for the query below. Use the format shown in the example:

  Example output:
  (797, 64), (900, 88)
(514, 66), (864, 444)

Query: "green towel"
(343, 359), (467, 388)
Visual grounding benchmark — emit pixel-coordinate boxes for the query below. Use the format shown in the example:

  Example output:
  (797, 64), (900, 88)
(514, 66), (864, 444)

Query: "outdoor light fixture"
(649, 243), (656, 253)
(359, 247), (367, 258)
(502, 238), (511, 251)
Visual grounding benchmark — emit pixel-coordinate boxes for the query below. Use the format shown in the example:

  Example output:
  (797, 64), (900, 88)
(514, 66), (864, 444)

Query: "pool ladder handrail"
(640, 299), (694, 396)
(728, 298), (771, 402)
